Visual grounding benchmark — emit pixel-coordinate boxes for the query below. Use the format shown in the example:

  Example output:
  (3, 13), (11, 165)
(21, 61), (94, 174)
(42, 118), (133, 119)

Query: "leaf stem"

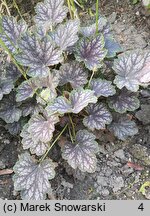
(67, 0), (73, 19)
(96, 0), (99, 35)
(13, 0), (23, 19)
(39, 124), (68, 162)
(88, 69), (95, 87)
(0, 38), (47, 103)
(1, 0), (11, 15)
(68, 126), (74, 143)
(68, 114), (76, 139)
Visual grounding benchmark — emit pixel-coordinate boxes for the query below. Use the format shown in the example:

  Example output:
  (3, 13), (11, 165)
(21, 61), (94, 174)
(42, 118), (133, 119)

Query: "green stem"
(0, 38), (47, 103)
(68, 114), (76, 139)
(88, 69), (95, 87)
(96, 0), (99, 35)
(13, 0), (23, 19)
(2, 0), (11, 15)
(39, 124), (68, 162)
(67, 0), (73, 19)
(68, 126), (74, 143)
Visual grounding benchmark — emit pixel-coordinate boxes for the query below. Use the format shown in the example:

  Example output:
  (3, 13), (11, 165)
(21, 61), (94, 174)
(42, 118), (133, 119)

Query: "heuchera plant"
(0, 0), (150, 200)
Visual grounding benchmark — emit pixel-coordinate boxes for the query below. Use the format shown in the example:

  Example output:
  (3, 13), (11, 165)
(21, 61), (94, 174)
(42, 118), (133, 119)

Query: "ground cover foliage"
(0, 0), (150, 200)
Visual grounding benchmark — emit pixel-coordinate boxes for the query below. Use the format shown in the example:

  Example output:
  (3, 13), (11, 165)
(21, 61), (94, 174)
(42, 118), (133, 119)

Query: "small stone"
(3, 139), (10, 144)
(114, 149), (126, 160)
(0, 160), (6, 169)
(135, 11), (140, 16)
(97, 176), (108, 186)
(110, 176), (124, 193)
(101, 189), (110, 196)
(108, 12), (117, 23)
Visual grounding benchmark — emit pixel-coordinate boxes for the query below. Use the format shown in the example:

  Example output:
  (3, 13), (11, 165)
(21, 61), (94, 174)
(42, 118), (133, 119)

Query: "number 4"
(138, 203), (144, 211)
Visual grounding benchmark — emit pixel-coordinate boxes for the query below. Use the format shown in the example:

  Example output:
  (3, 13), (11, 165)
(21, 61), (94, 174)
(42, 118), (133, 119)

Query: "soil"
(0, 0), (150, 200)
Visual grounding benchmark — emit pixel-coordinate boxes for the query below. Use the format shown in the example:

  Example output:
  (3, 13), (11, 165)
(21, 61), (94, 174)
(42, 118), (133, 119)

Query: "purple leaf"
(108, 115), (138, 140)
(16, 78), (38, 102)
(46, 88), (97, 115)
(21, 124), (49, 156)
(104, 36), (122, 58)
(61, 130), (99, 173)
(0, 78), (14, 100)
(108, 88), (140, 113)
(0, 16), (27, 52)
(34, 0), (68, 30)
(52, 20), (80, 51)
(83, 103), (112, 131)
(28, 113), (59, 143)
(75, 35), (107, 70)
(113, 50), (150, 92)
(16, 33), (63, 77)
(90, 78), (116, 97)
(80, 16), (107, 37)
(58, 61), (88, 88)
(0, 92), (22, 123)
(13, 152), (55, 200)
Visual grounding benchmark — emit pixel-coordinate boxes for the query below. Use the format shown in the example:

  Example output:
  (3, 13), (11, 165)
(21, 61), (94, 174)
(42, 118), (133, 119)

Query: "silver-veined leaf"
(113, 50), (150, 92)
(21, 124), (49, 156)
(80, 16), (107, 37)
(13, 152), (55, 200)
(5, 63), (21, 81)
(0, 78), (14, 100)
(34, 0), (68, 30)
(108, 115), (138, 140)
(0, 16), (27, 52)
(108, 88), (140, 113)
(46, 88), (97, 115)
(61, 130), (99, 173)
(21, 99), (42, 117)
(90, 78), (116, 97)
(28, 113), (59, 143)
(52, 20), (79, 51)
(58, 61), (88, 88)
(16, 33), (63, 77)
(16, 78), (38, 102)
(0, 92), (22, 123)
(80, 17), (122, 58)
(75, 35), (107, 70)
(83, 103), (112, 131)
(5, 121), (22, 135)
